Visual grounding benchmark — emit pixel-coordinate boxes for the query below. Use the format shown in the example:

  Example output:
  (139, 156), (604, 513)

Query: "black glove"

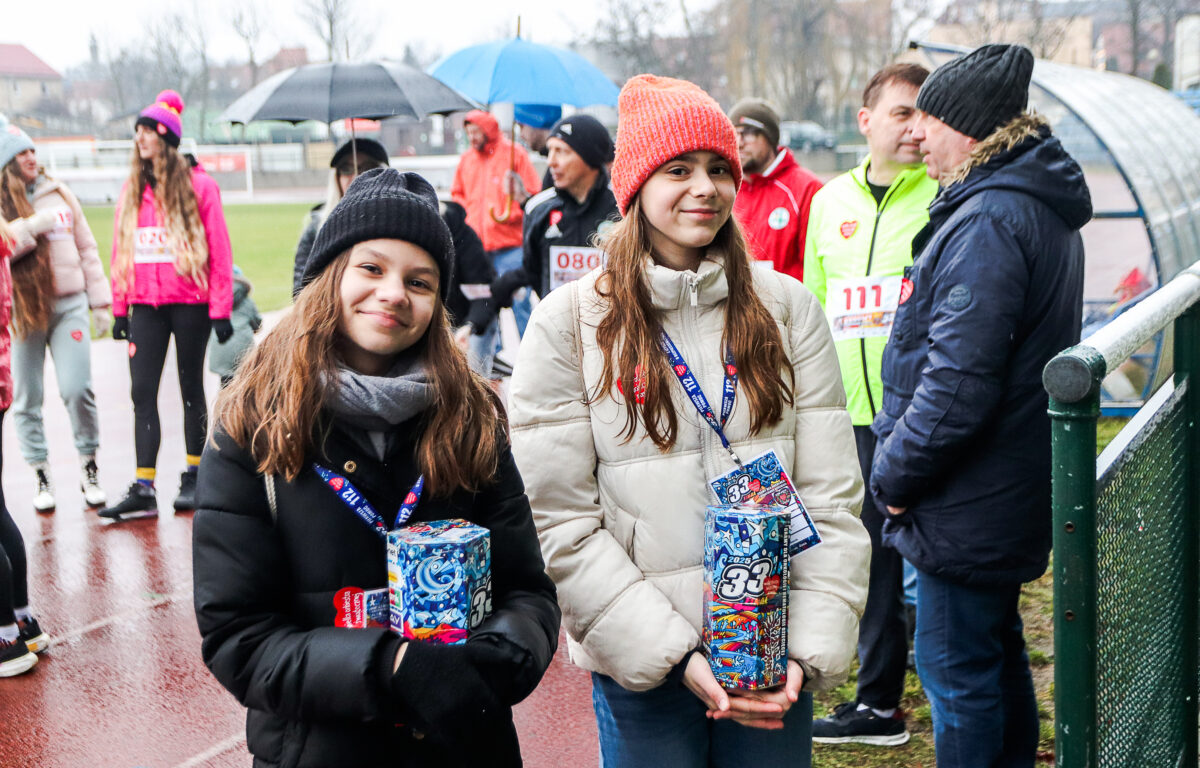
(489, 270), (529, 311)
(465, 300), (494, 335)
(112, 316), (130, 341)
(213, 318), (234, 344)
(391, 640), (509, 746)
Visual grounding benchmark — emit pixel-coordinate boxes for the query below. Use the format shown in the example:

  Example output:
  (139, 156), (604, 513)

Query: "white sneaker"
(80, 456), (106, 507)
(33, 467), (55, 513)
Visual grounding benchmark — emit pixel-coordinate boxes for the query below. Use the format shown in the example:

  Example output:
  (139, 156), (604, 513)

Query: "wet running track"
(0, 328), (598, 767)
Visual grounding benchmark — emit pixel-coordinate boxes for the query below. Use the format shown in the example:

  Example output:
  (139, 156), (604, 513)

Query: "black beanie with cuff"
(302, 168), (455, 300)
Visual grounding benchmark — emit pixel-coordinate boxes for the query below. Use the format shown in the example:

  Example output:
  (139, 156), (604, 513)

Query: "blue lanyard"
(312, 462), (424, 538)
(658, 331), (741, 466)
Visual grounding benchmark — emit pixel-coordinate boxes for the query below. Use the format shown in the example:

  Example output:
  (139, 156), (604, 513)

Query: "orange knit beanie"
(611, 74), (742, 216)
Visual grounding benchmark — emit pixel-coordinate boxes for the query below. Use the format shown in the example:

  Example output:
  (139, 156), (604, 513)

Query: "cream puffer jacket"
(7, 175), (111, 307)
(509, 253), (870, 693)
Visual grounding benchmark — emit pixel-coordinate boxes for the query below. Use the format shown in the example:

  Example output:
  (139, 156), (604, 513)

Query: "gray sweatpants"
(11, 291), (100, 465)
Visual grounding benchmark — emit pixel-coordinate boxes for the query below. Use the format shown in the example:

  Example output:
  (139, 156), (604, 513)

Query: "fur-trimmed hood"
(935, 112), (1092, 231)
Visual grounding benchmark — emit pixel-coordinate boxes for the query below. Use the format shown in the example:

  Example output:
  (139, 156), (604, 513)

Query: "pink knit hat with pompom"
(136, 90), (185, 147)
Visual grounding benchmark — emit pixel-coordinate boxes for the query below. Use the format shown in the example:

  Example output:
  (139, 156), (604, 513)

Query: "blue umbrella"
(428, 38), (619, 107)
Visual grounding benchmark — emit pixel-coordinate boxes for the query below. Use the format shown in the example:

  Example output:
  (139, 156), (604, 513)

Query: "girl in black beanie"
(192, 168), (559, 767)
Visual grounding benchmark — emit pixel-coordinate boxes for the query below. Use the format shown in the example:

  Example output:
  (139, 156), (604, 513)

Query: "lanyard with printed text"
(658, 330), (741, 466)
(312, 462), (424, 538)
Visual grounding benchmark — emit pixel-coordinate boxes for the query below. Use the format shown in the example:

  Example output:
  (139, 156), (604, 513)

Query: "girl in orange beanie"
(508, 74), (870, 766)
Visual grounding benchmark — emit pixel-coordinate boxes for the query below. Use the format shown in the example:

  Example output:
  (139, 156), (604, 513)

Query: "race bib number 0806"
(549, 246), (607, 292)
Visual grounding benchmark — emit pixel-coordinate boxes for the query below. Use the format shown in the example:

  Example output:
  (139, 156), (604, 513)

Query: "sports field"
(82, 202), (311, 313)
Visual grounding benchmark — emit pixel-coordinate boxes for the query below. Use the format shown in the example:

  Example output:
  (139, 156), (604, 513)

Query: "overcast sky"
(9, 0), (618, 74)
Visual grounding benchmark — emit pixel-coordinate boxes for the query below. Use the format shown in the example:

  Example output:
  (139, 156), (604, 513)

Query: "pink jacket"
(0, 238), (12, 410)
(111, 167), (233, 319)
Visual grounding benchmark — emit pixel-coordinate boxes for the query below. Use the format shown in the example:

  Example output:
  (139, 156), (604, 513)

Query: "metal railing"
(1043, 262), (1200, 768)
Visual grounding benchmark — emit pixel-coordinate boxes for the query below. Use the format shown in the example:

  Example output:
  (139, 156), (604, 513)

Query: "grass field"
(82, 202), (312, 313)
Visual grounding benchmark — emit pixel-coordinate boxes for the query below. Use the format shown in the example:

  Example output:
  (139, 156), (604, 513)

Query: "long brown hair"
(113, 135), (208, 295)
(0, 160), (56, 336)
(593, 196), (794, 451)
(216, 251), (505, 497)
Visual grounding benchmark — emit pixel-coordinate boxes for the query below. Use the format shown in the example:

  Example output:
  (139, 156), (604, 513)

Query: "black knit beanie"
(302, 168), (455, 300)
(916, 44), (1034, 141)
(728, 98), (781, 149)
(330, 138), (390, 171)
(547, 115), (614, 170)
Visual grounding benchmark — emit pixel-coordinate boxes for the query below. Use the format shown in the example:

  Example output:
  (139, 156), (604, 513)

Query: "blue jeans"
(490, 246), (531, 341)
(915, 570), (1039, 768)
(592, 672), (812, 768)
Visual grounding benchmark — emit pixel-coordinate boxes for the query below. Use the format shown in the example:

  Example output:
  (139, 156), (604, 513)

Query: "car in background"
(781, 120), (836, 151)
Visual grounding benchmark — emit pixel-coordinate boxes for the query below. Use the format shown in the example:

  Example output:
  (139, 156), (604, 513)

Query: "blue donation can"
(703, 504), (790, 689)
(387, 519), (493, 645)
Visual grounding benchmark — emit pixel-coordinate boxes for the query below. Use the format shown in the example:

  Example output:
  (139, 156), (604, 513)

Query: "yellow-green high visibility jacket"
(803, 157), (938, 426)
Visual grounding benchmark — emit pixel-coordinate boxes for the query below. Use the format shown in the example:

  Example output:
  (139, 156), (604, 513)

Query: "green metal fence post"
(1174, 306), (1200, 768)
(1046, 345), (1103, 768)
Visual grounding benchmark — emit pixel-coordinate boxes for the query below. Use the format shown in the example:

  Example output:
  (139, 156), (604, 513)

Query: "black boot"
(98, 482), (158, 521)
(174, 470), (198, 511)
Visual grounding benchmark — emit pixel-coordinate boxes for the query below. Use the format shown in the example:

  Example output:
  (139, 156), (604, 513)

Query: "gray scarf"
(327, 352), (434, 433)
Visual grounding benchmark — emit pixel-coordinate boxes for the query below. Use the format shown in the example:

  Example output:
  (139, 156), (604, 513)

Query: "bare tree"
(300, 0), (374, 61)
(232, 1), (267, 86)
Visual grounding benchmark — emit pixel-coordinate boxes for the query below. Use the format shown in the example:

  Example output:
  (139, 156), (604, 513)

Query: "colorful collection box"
(702, 504), (790, 690)
(386, 519), (493, 645)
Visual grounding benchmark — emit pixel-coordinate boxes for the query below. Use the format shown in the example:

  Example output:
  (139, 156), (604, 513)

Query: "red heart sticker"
(333, 587), (366, 628)
(71, 330), (83, 342)
(549, 210), (563, 227)
(899, 278), (914, 305)
(157, 123), (167, 135)
(329, 477), (345, 492)
(128, 343), (137, 358)
(840, 220), (858, 239)
(725, 363), (737, 378)
(404, 491), (417, 505)
(674, 364), (687, 377)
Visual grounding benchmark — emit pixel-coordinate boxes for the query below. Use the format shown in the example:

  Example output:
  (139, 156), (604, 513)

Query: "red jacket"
(733, 149), (822, 281)
(451, 110), (540, 252)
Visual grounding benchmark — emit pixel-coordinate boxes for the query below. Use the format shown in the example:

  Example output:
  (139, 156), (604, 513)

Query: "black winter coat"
(522, 169), (618, 298)
(193, 418), (559, 768)
(442, 200), (498, 333)
(870, 118), (1091, 586)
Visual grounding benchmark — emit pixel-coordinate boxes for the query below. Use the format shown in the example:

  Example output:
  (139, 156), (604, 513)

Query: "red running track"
(0, 333), (597, 767)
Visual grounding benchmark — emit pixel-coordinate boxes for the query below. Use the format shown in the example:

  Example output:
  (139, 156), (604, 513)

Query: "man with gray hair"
(870, 44), (1090, 767)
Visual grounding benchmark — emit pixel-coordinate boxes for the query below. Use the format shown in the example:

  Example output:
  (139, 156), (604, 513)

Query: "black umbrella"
(219, 60), (477, 124)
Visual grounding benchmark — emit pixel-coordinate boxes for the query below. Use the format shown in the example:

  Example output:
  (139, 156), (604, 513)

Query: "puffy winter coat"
(194, 418), (560, 768)
(803, 158), (938, 426)
(111, 166), (233, 319)
(732, 148), (823, 281)
(7, 174), (111, 307)
(871, 115), (1091, 586)
(508, 253), (870, 693)
(451, 111), (540, 253)
(206, 268), (260, 378)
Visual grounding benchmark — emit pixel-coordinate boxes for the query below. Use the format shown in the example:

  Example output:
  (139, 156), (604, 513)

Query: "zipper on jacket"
(859, 186), (892, 420)
(688, 274), (699, 307)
